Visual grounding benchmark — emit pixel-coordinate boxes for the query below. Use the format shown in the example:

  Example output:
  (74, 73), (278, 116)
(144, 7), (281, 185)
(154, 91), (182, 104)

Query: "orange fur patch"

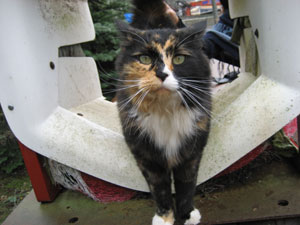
(164, 35), (176, 50)
(162, 210), (175, 224)
(162, 36), (176, 71)
(123, 62), (165, 113)
(122, 35), (181, 114)
(197, 117), (209, 131)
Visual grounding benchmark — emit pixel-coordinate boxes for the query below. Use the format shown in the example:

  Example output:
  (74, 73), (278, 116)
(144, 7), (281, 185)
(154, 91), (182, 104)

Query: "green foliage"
(271, 130), (299, 158)
(0, 107), (24, 174)
(83, 0), (131, 100)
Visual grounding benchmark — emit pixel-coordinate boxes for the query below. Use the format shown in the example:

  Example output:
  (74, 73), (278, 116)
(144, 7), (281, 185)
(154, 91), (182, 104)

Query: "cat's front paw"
(152, 213), (175, 225)
(184, 208), (201, 225)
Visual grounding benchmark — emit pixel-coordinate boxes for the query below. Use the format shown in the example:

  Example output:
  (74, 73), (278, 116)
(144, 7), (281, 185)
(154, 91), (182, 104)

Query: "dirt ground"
(0, 169), (32, 224)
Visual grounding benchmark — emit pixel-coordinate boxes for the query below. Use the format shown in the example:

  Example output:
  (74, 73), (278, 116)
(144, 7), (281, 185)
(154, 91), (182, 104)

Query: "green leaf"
(82, 0), (130, 99)
(0, 156), (8, 164)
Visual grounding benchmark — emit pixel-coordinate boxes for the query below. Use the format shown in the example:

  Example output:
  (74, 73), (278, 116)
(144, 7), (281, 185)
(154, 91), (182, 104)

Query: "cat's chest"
(137, 108), (201, 154)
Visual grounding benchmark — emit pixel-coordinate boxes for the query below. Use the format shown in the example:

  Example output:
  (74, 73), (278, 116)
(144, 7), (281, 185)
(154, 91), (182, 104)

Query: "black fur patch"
(115, 0), (211, 222)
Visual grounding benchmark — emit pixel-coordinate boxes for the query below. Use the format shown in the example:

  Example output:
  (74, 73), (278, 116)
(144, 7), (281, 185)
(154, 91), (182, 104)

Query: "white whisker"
(181, 89), (220, 124)
(177, 91), (194, 117)
(180, 82), (212, 95)
(177, 36), (204, 47)
(180, 81), (229, 104)
(180, 87), (211, 117)
(118, 88), (146, 112)
(179, 87), (222, 124)
(176, 30), (205, 48)
(103, 84), (141, 94)
(118, 29), (147, 44)
(136, 89), (150, 109)
(119, 37), (146, 46)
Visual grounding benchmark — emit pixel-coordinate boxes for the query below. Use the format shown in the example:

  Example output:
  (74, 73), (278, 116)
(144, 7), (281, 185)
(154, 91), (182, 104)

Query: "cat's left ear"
(177, 20), (207, 45)
(115, 20), (145, 44)
(189, 20), (207, 37)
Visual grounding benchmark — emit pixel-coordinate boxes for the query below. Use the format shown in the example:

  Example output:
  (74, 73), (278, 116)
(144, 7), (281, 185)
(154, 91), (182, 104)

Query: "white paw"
(184, 208), (201, 225)
(152, 214), (174, 225)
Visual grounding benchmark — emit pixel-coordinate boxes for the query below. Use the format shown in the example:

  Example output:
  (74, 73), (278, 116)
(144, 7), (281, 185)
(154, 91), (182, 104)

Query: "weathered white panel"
(1, 0), (300, 192)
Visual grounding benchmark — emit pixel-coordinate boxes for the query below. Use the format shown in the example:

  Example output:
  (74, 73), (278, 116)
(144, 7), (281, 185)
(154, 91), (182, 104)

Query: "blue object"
(124, 13), (133, 23)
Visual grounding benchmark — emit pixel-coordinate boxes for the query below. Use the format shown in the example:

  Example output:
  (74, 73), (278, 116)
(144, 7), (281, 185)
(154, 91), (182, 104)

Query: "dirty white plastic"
(198, 0), (300, 183)
(1, 0), (300, 192)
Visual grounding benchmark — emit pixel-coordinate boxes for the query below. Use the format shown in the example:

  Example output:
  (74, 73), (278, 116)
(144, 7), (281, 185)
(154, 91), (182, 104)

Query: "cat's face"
(116, 21), (211, 114)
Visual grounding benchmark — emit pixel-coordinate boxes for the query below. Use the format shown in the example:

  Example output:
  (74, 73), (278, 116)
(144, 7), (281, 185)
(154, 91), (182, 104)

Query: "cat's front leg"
(137, 161), (175, 225)
(173, 159), (201, 225)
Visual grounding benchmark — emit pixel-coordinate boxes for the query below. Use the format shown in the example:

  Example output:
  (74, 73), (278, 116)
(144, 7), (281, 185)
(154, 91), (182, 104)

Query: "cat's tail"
(130, 0), (183, 29)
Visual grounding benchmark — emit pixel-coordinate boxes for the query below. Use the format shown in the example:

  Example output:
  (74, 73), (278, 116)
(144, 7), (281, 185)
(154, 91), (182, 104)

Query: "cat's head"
(115, 21), (211, 114)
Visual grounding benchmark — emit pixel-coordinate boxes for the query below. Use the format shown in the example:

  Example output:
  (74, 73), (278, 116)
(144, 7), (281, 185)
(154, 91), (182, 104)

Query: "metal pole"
(211, 0), (218, 24)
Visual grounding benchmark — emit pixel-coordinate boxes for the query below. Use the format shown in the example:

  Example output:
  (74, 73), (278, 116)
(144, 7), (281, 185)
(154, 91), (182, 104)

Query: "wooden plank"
(229, 217), (300, 225)
(4, 159), (300, 225)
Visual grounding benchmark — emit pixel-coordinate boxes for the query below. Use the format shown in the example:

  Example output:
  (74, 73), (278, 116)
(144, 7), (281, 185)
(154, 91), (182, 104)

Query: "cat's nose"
(156, 71), (168, 81)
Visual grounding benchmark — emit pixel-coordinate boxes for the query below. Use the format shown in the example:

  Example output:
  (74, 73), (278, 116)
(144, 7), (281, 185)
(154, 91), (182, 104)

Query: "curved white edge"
(38, 106), (149, 192)
(1, 0), (300, 193)
(6, 75), (300, 192)
(0, 0), (96, 144)
(198, 75), (300, 184)
(37, 0), (95, 46)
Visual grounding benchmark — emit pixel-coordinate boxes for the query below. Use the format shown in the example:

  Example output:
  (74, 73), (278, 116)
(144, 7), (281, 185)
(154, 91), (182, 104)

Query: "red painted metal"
(18, 142), (61, 202)
(283, 117), (298, 148)
(190, 0), (221, 7)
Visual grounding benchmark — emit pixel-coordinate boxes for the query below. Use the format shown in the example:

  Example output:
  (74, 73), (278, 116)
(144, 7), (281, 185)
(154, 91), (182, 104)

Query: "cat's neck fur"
(133, 96), (203, 167)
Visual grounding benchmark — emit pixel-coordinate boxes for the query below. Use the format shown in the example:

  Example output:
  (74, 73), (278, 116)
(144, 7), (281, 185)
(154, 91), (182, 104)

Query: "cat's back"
(130, 0), (180, 29)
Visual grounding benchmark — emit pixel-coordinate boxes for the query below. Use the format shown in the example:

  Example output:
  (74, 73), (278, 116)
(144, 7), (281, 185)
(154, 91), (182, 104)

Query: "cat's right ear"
(115, 20), (131, 33)
(115, 20), (146, 45)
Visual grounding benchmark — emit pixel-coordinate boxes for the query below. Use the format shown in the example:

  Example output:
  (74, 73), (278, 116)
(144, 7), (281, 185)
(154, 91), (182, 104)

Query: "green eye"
(173, 55), (185, 65)
(139, 55), (152, 65)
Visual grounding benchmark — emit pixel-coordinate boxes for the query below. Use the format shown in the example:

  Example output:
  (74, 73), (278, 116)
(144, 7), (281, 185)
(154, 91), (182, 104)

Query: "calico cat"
(115, 1), (211, 224)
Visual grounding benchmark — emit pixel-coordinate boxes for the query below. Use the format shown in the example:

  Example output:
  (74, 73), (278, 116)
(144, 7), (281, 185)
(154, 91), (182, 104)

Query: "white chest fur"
(138, 107), (201, 164)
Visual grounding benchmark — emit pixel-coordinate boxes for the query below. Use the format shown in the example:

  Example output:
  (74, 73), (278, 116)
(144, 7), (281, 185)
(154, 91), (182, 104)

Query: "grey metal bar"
(211, 0), (218, 24)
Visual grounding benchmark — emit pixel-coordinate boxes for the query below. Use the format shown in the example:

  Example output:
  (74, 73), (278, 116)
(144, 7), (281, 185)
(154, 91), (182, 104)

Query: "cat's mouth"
(152, 81), (178, 94)
(155, 86), (172, 93)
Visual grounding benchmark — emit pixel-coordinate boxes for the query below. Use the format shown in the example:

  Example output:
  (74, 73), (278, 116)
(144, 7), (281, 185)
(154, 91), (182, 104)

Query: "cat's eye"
(139, 55), (152, 65)
(173, 55), (185, 65)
